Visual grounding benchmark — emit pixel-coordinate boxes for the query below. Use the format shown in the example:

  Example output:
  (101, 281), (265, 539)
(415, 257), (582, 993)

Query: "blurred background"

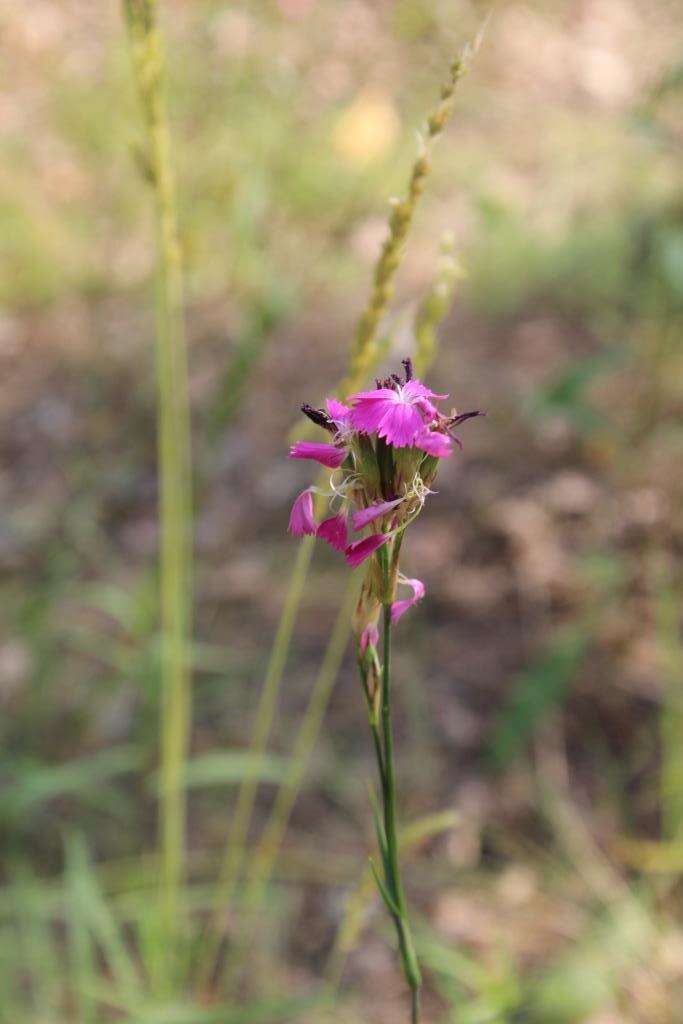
(2, 1), (683, 1021)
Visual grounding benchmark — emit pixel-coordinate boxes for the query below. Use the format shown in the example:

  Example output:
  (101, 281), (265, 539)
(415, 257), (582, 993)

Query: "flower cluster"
(287, 358), (479, 633)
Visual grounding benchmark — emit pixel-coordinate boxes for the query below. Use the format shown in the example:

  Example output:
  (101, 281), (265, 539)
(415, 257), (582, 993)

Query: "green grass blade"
(65, 833), (142, 999)
(65, 840), (98, 1024)
(3, 746), (142, 822)
(9, 867), (61, 1019)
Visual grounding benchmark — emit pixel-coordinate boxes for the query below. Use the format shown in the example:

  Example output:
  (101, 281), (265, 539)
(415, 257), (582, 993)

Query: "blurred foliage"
(2, 1), (683, 1022)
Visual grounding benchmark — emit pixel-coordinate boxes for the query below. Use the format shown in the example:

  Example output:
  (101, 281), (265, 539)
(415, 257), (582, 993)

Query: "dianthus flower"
(288, 357), (480, 627)
(287, 357), (480, 1024)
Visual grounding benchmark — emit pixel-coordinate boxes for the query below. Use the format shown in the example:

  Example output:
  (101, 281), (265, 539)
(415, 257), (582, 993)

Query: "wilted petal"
(415, 428), (452, 458)
(391, 577), (426, 623)
(344, 533), (388, 568)
(360, 623), (379, 653)
(288, 489), (317, 537)
(352, 497), (403, 531)
(288, 441), (346, 468)
(317, 513), (348, 552)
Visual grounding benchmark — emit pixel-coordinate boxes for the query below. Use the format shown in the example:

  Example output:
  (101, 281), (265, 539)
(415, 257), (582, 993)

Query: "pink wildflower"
(345, 534), (388, 568)
(288, 441), (346, 469)
(317, 513), (348, 552)
(391, 577), (426, 623)
(288, 358), (481, 571)
(288, 488), (317, 537)
(349, 379), (447, 448)
(351, 497), (404, 531)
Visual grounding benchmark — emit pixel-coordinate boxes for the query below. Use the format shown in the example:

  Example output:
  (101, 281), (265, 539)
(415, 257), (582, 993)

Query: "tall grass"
(122, 0), (193, 979)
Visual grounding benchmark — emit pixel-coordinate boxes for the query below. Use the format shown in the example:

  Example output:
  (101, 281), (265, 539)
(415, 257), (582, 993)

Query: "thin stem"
(358, 548), (421, 1023)
(122, 0), (192, 979)
(219, 574), (360, 990)
(196, 532), (316, 990)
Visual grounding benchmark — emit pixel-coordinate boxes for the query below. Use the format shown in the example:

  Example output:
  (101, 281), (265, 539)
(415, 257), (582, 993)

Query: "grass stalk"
(197, 534), (316, 988)
(291, 49), (474, 443)
(335, 51), (473, 402)
(218, 574), (361, 988)
(122, 0), (193, 973)
(413, 234), (462, 378)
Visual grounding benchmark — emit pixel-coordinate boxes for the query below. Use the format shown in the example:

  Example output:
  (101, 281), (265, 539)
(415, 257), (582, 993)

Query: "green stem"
(219, 574), (360, 991)
(122, 0), (193, 980)
(365, 551), (420, 1022)
(196, 533), (316, 990)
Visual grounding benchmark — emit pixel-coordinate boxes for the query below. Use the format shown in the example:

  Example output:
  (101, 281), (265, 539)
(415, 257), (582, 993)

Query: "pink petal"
(413, 397), (440, 422)
(326, 398), (351, 422)
(377, 402), (424, 447)
(288, 441), (346, 469)
(352, 497), (403, 531)
(317, 513), (348, 552)
(288, 489), (317, 537)
(360, 623), (379, 653)
(344, 533), (388, 568)
(391, 578), (426, 623)
(348, 388), (397, 404)
(403, 379), (448, 401)
(415, 428), (452, 458)
(349, 399), (392, 434)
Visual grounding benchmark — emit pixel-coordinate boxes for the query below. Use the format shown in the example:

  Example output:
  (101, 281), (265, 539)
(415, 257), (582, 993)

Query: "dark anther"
(391, 374), (403, 386)
(401, 357), (413, 382)
(301, 403), (336, 433)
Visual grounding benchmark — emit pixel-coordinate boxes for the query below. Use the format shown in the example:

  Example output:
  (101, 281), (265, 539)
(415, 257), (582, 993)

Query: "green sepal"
(352, 434), (380, 496)
(375, 436), (395, 500)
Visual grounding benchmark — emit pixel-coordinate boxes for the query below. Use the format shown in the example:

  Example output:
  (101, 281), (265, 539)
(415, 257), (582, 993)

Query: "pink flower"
(317, 513), (348, 552)
(288, 441), (346, 469)
(360, 623), (379, 653)
(415, 428), (452, 458)
(348, 379), (447, 448)
(344, 533), (388, 568)
(288, 488), (317, 537)
(351, 497), (404, 531)
(391, 577), (426, 623)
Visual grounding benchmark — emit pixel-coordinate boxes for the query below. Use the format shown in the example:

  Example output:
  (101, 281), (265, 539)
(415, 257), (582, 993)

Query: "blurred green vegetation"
(1, 1), (683, 1022)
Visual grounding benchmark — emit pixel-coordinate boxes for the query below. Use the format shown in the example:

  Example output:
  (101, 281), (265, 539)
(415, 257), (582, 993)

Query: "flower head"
(287, 358), (480, 636)
(348, 379), (446, 448)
